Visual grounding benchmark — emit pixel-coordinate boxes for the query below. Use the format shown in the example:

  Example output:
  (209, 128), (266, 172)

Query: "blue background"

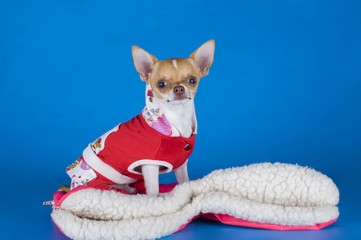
(0, 0), (360, 239)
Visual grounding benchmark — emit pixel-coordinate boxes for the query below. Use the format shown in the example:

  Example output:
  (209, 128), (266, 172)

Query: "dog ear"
(132, 46), (159, 81)
(189, 40), (215, 77)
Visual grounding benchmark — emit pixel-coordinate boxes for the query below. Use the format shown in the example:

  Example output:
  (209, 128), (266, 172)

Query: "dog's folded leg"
(174, 161), (189, 184)
(57, 185), (70, 193)
(142, 164), (159, 196)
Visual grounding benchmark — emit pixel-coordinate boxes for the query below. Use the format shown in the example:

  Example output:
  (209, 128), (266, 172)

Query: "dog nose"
(173, 86), (185, 96)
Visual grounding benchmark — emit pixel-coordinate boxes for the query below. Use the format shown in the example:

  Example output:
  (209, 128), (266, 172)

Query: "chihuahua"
(62, 40), (215, 196)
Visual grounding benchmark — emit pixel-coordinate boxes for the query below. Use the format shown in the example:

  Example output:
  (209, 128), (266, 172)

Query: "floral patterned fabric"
(142, 83), (180, 137)
(66, 157), (97, 189)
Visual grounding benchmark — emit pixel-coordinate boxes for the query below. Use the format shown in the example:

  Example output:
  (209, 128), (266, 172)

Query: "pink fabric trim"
(175, 214), (338, 232)
(175, 215), (201, 232)
(53, 185), (89, 208)
(159, 182), (178, 193)
(199, 213), (338, 231)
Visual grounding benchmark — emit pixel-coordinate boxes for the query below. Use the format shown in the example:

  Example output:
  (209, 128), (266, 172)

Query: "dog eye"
(157, 80), (168, 88)
(188, 77), (197, 85)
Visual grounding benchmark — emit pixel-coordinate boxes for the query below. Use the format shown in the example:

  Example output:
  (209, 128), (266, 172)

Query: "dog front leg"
(174, 161), (189, 184)
(142, 164), (159, 196)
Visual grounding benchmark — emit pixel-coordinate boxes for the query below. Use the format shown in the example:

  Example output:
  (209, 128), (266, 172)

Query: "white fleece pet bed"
(50, 162), (339, 240)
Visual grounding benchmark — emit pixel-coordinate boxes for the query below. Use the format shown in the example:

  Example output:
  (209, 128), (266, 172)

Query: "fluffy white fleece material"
(51, 162), (339, 240)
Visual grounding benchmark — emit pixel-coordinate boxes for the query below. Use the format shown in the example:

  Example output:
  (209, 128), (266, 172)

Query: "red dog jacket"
(66, 114), (196, 190)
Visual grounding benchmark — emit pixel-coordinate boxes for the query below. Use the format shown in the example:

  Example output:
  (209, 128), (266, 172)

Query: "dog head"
(132, 40), (215, 105)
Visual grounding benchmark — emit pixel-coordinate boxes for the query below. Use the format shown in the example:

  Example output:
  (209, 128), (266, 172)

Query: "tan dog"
(60, 40), (215, 196)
